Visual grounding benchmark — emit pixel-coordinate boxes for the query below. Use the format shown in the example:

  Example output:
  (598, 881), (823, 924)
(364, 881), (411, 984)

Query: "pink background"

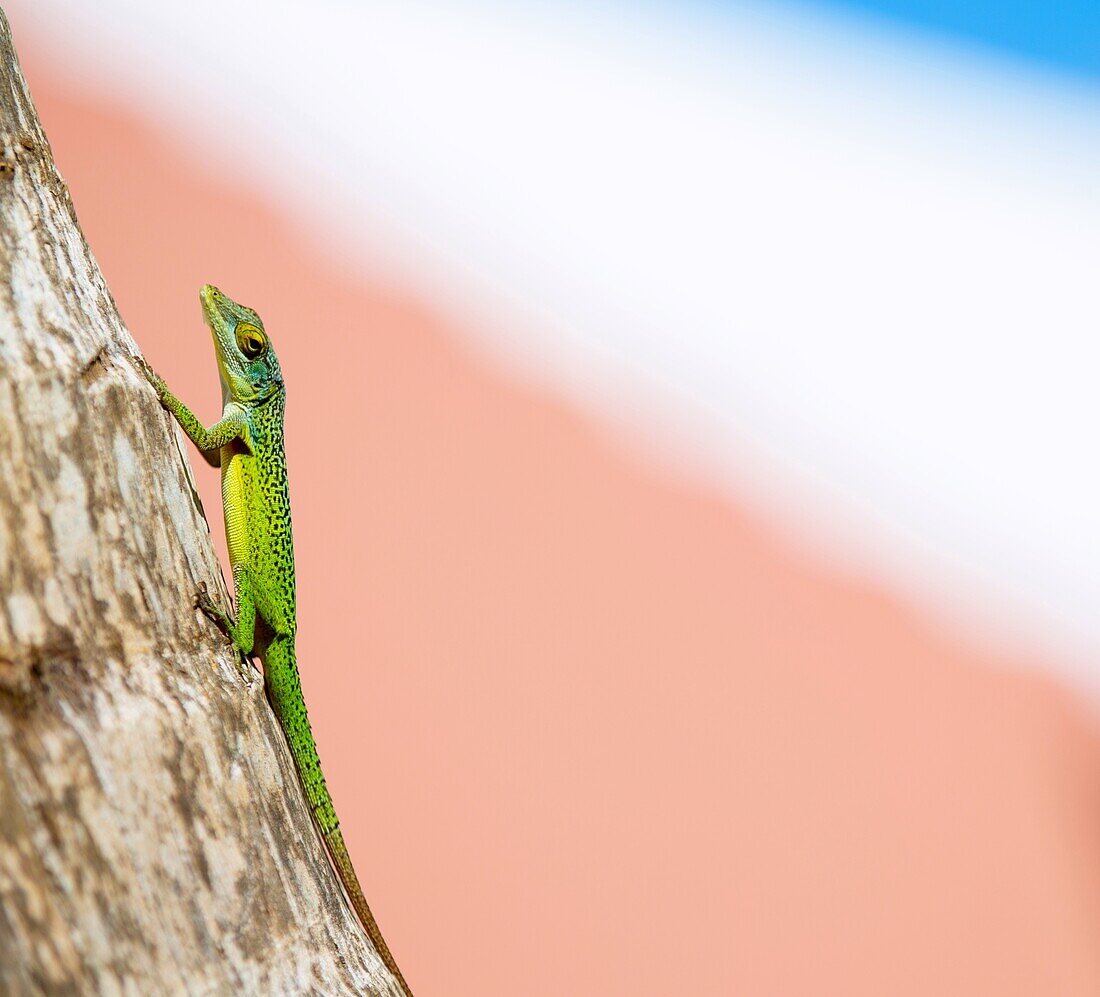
(17, 38), (1100, 996)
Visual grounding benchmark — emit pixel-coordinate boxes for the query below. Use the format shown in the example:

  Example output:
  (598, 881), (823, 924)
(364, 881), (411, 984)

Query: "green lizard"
(137, 284), (413, 996)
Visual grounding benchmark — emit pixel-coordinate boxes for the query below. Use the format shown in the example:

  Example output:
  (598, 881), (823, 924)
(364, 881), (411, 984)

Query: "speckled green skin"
(140, 286), (412, 996)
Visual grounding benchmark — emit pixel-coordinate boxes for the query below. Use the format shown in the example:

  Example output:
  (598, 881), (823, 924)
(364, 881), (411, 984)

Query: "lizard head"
(200, 284), (283, 405)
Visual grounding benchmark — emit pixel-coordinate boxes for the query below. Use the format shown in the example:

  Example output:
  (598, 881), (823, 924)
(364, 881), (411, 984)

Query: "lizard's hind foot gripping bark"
(194, 582), (255, 684)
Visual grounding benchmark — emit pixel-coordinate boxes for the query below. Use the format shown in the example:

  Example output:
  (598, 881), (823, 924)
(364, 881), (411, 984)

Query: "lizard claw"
(128, 353), (166, 399)
(232, 651), (256, 686)
(194, 581), (223, 626)
(128, 352), (154, 383)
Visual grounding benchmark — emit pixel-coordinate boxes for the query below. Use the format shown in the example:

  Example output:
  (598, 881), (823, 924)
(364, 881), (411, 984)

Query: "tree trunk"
(0, 10), (403, 994)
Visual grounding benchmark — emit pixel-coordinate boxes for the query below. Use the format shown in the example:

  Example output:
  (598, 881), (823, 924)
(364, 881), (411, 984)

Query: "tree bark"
(0, 10), (402, 994)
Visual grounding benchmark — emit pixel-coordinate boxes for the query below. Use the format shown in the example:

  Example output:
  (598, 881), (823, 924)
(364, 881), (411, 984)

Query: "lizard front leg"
(133, 354), (246, 466)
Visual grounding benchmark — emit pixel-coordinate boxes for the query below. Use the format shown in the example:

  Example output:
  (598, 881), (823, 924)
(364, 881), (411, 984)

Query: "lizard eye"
(236, 322), (267, 359)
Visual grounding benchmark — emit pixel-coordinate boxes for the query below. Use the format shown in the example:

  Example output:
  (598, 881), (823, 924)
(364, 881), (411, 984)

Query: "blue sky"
(793, 0), (1100, 80)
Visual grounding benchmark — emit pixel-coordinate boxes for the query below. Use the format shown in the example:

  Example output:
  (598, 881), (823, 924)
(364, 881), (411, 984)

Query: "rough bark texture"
(0, 11), (401, 995)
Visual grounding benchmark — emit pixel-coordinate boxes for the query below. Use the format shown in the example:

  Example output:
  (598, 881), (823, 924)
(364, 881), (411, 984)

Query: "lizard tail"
(326, 826), (414, 997)
(264, 636), (414, 996)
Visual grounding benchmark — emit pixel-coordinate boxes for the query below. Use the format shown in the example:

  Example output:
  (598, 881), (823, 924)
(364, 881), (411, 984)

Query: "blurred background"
(8, 1), (1100, 993)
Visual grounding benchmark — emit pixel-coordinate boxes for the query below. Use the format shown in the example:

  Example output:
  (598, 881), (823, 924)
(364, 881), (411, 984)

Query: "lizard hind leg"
(195, 569), (257, 682)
